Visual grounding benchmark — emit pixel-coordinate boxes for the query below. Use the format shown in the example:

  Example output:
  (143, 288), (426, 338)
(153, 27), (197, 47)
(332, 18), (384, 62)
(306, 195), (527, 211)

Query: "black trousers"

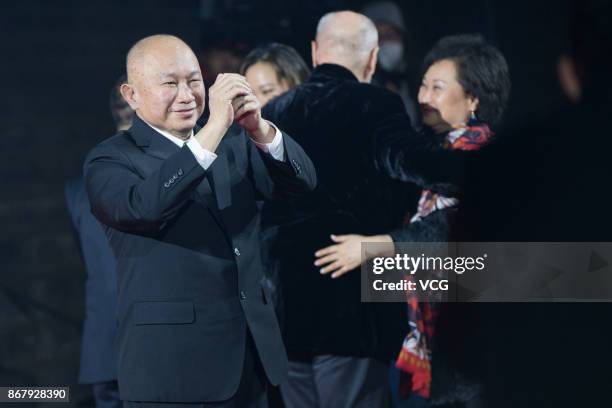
(123, 330), (274, 408)
(280, 353), (390, 408)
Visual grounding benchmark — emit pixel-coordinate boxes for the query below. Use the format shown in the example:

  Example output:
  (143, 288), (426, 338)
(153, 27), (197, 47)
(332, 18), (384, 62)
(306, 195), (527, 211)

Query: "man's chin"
(172, 117), (198, 133)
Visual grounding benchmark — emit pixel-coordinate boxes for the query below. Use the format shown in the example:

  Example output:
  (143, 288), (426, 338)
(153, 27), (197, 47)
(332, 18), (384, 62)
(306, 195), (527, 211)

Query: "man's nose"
(176, 82), (195, 103)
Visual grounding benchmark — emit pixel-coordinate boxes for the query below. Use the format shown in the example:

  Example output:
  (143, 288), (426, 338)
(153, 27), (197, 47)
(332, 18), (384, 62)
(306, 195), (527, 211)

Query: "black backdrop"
(0, 1), (571, 406)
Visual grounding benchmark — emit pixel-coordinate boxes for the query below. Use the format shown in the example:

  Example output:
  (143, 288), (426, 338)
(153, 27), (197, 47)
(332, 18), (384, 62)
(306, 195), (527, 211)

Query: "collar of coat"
(128, 114), (202, 160)
(310, 63), (358, 83)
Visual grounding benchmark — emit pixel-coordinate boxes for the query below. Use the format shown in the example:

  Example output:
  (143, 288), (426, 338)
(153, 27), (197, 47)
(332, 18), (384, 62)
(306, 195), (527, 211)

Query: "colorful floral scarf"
(396, 121), (493, 399)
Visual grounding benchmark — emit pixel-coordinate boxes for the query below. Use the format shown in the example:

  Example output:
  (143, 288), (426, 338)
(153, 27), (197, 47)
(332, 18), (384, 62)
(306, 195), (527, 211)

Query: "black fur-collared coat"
(262, 64), (467, 359)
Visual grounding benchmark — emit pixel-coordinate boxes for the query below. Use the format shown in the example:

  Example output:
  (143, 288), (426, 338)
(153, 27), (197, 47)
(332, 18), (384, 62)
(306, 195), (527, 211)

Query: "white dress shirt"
(146, 121), (285, 170)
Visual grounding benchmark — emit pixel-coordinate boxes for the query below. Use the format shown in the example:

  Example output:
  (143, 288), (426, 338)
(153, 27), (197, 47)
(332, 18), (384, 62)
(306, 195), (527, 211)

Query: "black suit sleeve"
(84, 143), (207, 233)
(371, 98), (470, 189)
(247, 131), (317, 200)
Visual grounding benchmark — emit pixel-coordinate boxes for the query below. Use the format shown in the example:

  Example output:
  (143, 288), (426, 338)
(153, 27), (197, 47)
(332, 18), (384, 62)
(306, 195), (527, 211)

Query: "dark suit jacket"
(84, 116), (316, 403)
(65, 176), (118, 385)
(261, 64), (464, 359)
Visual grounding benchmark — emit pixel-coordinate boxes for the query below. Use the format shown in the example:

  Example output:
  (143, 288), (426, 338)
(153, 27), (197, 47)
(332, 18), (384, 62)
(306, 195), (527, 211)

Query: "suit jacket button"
(240, 291), (247, 300)
(234, 247), (241, 257)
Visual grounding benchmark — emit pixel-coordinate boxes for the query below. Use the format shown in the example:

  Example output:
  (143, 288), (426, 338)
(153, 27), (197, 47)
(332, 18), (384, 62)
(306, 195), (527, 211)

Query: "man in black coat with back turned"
(262, 10), (463, 408)
(84, 34), (316, 407)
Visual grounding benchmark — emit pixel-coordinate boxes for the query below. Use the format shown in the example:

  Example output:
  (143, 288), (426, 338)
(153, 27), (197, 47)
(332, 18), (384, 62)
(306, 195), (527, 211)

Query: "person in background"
(314, 34), (511, 407)
(262, 10), (476, 407)
(109, 75), (135, 133)
(315, 33), (510, 271)
(65, 75), (134, 408)
(362, 1), (419, 123)
(240, 43), (310, 107)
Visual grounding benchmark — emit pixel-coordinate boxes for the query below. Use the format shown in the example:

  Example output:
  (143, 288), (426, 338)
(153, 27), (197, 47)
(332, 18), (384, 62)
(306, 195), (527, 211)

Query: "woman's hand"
(314, 234), (394, 279)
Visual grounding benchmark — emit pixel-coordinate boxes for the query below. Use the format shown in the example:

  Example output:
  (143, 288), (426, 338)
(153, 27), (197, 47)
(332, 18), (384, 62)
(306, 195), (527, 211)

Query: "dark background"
(0, 0), (571, 406)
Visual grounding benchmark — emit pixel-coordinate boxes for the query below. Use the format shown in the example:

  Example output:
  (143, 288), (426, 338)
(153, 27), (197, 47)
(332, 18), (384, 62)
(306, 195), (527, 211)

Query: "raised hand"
(232, 92), (263, 133)
(230, 78), (273, 143)
(194, 74), (251, 152)
(207, 73), (252, 131)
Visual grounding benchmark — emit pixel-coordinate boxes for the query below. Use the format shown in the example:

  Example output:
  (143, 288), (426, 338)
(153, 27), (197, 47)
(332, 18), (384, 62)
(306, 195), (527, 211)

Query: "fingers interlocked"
(210, 73), (252, 103)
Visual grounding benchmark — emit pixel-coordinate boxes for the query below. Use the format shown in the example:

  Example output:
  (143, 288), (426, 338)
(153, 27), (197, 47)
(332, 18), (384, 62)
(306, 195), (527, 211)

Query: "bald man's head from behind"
(121, 34), (205, 139)
(311, 11), (379, 83)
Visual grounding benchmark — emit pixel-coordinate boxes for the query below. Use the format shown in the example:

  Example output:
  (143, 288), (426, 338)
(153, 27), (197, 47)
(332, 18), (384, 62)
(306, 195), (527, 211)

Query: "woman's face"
(418, 59), (478, 134)
(244, 62), (289, 106)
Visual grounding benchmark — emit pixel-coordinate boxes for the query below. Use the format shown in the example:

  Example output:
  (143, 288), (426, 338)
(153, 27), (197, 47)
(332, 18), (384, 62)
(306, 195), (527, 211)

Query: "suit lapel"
(130, 116), (232, 238)
(147, 132), (181, 160)
(130, 116), (180, 160)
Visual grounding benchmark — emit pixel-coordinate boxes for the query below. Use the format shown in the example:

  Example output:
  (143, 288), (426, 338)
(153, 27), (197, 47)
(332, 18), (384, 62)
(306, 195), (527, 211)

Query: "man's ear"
(311, 41), (318, 68)
(363, 46), (379, 83)
(558, 54), (582, 103)
(120, 83), (139, 111)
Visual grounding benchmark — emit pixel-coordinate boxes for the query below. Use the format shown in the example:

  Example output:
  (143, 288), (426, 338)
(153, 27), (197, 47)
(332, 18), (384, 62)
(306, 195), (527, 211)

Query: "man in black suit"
(65, 75), (133, 408)
(84, 34), (316, 407)
(261, 10), (461, 408)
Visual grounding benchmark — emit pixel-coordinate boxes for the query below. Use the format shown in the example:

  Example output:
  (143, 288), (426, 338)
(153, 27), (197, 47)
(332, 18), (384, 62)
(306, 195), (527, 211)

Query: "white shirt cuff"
(252, 121), (285, 161)
(186, 137), (217, 170)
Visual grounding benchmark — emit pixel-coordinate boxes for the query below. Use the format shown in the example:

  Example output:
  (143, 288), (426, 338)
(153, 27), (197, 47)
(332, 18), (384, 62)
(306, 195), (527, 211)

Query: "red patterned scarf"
(396, 122), (493, 398)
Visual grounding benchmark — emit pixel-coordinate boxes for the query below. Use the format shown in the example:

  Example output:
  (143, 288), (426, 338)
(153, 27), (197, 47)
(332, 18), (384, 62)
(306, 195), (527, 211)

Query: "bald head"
(121, 34), (205, 138)
(126, 34), (197, 83)
(312, 11), (379, 82)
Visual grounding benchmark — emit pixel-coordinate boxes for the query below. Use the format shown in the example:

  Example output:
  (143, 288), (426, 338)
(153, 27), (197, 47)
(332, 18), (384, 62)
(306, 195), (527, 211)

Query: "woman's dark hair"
(422, 34), (511, 125)
(240, 43), (310, 88)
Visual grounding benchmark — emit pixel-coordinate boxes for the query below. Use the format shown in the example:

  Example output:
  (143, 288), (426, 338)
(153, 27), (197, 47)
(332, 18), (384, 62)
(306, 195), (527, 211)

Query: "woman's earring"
(469, 110), (477, 121)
